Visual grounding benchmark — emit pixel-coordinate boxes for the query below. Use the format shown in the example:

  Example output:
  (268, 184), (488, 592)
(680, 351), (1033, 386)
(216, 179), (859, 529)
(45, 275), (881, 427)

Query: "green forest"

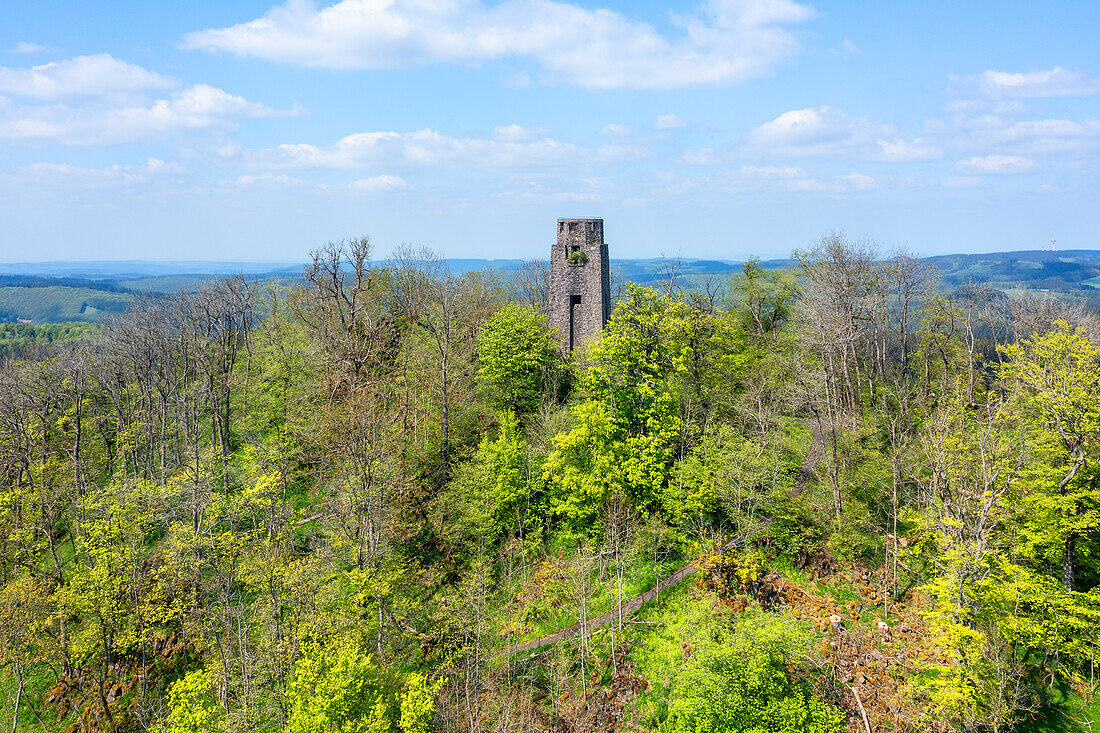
(0, 287), (131, 325)
(5, 234), (1100, 732)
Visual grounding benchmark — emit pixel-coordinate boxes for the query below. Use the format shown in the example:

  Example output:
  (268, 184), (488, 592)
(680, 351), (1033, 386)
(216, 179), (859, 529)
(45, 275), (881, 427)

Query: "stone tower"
(549, 218), (610, 354)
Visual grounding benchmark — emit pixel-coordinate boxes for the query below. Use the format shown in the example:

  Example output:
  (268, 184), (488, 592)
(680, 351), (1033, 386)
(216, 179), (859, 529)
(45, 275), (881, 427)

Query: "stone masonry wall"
(549, 218), (611, 355)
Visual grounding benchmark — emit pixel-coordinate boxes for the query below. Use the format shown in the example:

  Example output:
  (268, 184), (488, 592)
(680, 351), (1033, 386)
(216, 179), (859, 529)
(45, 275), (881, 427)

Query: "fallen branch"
(849, 684), (872, 733)
(294, 512), (333, 526)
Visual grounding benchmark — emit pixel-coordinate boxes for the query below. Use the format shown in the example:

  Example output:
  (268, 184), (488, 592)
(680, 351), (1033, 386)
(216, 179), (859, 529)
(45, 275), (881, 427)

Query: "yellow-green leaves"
(0, 574), (57, 673)
(398, 673), (444, 733)
(999, 321), (1100, 591)
(286, 638), (439, 733)
(545, 286), (697, 526)
(476, 303), (556, 415)
(160, 668), (226, 733)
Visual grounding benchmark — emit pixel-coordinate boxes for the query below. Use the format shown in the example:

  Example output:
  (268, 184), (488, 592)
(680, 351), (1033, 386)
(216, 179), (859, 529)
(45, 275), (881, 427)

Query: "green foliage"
(62, 482), (158, 666)
(18, 246), (1100, 732)
(630, 587), (842, 733)
(767, 496), (828, 557)
(477, 303), (556, 415)
(666, 424), (792, 539)
(1000, 322), (1100, 585)
(287, 640), (397, 733)
(444, 411), (537, 548)
(544, 286), (694, 525)
(0, 285), (130, 323)
(160, 669), (226, 733)
(398, 673), (444, 733)
(0, 321), (99, 360)
(661, 641), (844, 733)
(286, 640), (438, 733)
(729, 258), (798, 337)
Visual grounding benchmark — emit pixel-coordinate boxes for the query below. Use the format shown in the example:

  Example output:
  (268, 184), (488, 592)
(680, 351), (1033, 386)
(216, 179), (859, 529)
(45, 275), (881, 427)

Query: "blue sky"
(1, 0), (1098, 262)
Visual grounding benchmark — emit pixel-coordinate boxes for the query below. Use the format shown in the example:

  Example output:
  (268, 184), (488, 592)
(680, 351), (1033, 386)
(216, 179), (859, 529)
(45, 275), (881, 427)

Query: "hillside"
(5, 236), (1100, 732)
(926, 249), (1100, 291)
(0, 285), (131, 323)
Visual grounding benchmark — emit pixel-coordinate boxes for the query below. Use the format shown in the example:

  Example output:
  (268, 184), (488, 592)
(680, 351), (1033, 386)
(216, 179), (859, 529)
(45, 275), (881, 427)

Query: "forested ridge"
(5, 234), (1100, 732)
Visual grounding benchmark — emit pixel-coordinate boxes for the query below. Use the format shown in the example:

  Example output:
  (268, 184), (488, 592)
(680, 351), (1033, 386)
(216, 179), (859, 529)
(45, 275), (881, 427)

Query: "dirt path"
(791, 418), (824, 498)
(502, 562), (699, 657)
(500, 420), (825, 658)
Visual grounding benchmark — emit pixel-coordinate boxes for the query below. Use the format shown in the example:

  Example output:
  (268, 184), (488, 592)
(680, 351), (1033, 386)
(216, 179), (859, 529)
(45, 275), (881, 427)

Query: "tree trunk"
(1063, 531), (1076, 593)
(10, 664), (22, 733)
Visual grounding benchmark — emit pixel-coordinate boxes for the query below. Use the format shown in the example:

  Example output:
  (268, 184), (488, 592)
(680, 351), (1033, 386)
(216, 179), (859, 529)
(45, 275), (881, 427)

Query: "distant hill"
(0, 260), (299, 279)
(118, 275), (229, 293)
(0, 274), (134, 292)
(924, 250), (1100, 292)
(3, 250), (1100, 323)
(0, 285), (131, 323)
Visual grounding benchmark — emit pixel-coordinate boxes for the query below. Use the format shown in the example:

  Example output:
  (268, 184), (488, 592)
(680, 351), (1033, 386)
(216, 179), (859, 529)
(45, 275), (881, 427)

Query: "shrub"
(660, 614), (844, 733)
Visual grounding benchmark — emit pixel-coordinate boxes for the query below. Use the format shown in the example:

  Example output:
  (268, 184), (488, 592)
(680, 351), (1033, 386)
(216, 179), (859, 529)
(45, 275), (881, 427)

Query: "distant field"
(0, 286), (131, 323)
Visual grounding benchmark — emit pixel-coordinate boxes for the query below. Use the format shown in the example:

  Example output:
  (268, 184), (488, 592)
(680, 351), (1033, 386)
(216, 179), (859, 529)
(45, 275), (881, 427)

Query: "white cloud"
(10, 42), (58, 55)
(248, 125), (646, 170)
(875, 136), (940, 162)
(498, 188), (607, 202)
(652, 165), (876, 195)
(955, 154), (1035, 174)
(841, 172), (874, 189)
(943, 99), (1026, 114)
(953, 67), (1100, 100)
(929, 113), (1100, 154)
(940, 175), (985, 189)
(183, 0), (815, 89)
(683, 147), (716, 165)
(601, 123), (630, 136)
(743, 105), (941, 161)
(0, 82), (296, 145)
(493, 123), (545, 140)
(828, 39), (861, 58)
(655, 114), (687, 130)
(0, 54), (297, 146)
(236, 172), (308, 185)
(215, 141), (243, 157)
(0, 54), (176, 99)
(348, 174), (410, 191)
(739, 164), (804, 177)
(17, 158), (181, 186)
(991, 118), (1100, 153)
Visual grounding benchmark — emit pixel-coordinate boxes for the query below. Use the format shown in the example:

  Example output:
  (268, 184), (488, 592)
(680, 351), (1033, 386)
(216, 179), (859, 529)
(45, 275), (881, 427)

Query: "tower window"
(569, 294), (582, 351)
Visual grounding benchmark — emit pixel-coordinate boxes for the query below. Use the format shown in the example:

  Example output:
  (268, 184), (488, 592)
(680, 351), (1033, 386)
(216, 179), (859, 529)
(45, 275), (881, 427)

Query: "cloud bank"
(0, 55), (297, 145)
(953, 67), (1100, 100)
(742, 106), (941, 161)
(183, 0), (815, 89)
(247, 124), (646, 170)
